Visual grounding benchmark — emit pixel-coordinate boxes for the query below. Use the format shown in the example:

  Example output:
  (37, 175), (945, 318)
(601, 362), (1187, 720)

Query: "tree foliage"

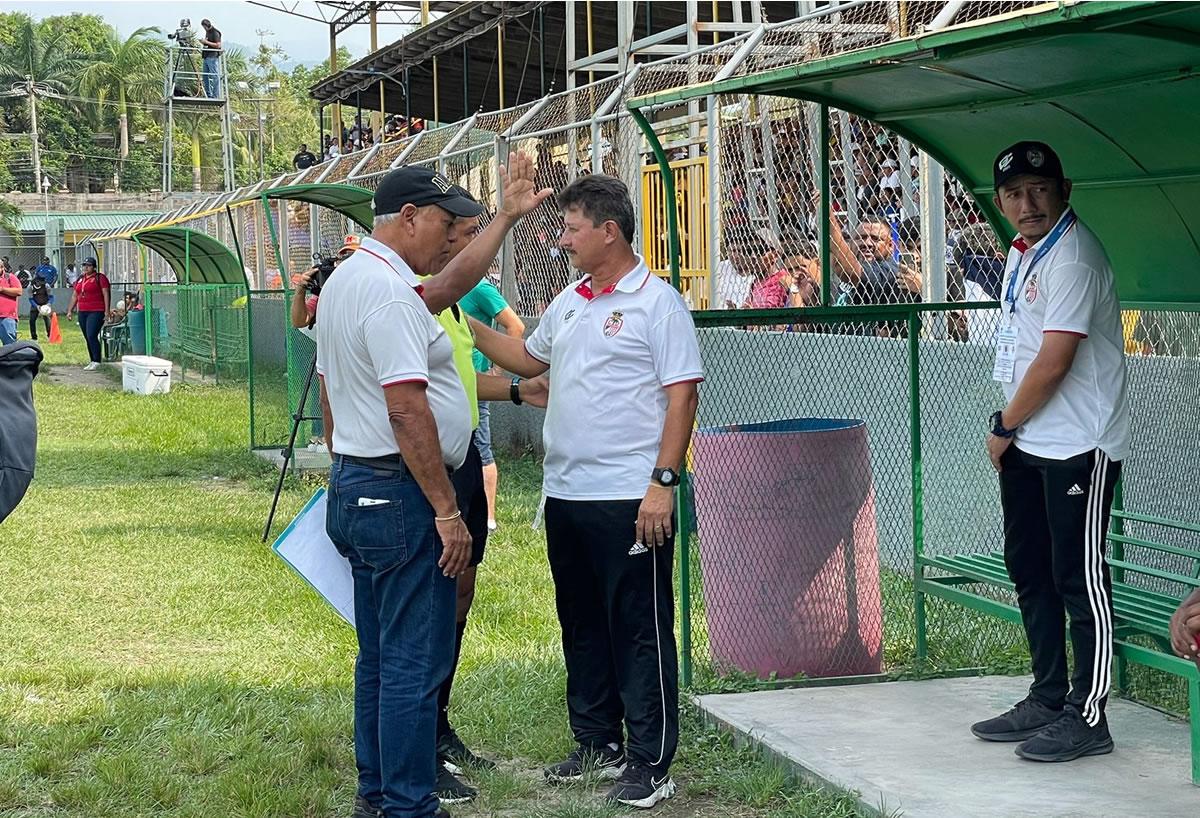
(0, 12), (345, 193)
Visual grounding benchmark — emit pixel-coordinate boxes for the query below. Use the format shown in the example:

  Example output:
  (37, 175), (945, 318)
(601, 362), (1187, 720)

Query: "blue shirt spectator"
(35, 257), (57, 287)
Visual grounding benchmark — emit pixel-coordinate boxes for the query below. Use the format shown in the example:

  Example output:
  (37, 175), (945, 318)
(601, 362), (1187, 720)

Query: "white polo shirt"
(526, 256), (705, 501)
(1000, 208), (1130, 462)
(315, 237), (471, 468)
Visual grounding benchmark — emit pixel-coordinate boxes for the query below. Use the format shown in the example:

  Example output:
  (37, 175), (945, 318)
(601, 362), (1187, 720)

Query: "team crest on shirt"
(603, 310), (624, 338)
(1025, 275), (1039, 304)
(564, 309), (576, 322)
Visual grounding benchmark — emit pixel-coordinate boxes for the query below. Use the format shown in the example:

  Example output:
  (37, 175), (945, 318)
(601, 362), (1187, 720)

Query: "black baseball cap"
(993, 141), (1065, 190)
(83, 257), (97, 266)
(373, 167), (486, 218)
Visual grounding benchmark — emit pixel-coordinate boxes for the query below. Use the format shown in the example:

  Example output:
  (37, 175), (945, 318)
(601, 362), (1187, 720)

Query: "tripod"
(262, 346), (322, 542)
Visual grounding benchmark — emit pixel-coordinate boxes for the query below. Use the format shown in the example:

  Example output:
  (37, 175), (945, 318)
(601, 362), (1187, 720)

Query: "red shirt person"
(65, 258), (111, 369)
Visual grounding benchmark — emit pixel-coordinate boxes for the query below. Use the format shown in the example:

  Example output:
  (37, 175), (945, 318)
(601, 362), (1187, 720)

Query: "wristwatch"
(510, 377), (523, 405)
(651, 467), (681, 487)
(990, 410), (1016, 439)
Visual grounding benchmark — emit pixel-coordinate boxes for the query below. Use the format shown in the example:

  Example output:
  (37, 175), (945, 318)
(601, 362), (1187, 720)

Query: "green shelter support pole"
(262, 192), (296, 457)
(629, 105), (681, 290)
(133, 235), (153, 356)
(819, 104), (832, 306)
(909, 310), (927, 665)
(227, 204), (255, 448)
(629, 103), (689, 683)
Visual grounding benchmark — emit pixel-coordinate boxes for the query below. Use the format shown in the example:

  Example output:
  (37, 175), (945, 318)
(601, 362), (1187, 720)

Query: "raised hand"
(497, 151), (555, 220)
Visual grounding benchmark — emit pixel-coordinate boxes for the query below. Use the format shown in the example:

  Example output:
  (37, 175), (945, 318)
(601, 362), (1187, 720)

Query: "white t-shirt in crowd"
(526, 255), (705, 501)
(714, 259), (751, 309)
(315, 237), (471, 468)
(1000, 208), (1130, 462)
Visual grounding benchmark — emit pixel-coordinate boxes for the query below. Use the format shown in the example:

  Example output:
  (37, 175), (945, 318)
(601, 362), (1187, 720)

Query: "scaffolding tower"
(162, 43), (236, 194)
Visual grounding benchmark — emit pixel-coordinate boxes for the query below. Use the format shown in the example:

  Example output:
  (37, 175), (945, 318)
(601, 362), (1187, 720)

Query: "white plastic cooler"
(121, 355), (173, 395)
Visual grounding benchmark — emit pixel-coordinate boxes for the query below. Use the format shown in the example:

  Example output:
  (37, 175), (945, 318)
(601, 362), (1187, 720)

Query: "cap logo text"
(998, 152), (1013, 172)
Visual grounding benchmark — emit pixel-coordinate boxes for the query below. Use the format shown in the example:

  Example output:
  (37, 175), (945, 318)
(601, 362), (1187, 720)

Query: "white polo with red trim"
(1001, 209), (1130, 461)
(526, 255), (705, 500)
(315, 237), (471, 466)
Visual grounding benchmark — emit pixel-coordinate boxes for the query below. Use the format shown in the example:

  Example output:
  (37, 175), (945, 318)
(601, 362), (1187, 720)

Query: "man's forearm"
(422, 213), (516, 313)
(1002, 356), (1070, 428)
(471, 318), (546, 378)
(477, 372), (542, 402)
(390, 403), (458, 516)
(290, 289), (309, 329)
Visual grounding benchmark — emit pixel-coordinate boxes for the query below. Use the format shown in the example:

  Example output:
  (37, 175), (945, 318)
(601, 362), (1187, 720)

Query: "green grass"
(1, 333), (868, 818)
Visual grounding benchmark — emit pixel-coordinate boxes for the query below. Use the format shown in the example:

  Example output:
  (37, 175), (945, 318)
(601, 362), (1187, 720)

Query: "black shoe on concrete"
(1015, 706), (1114, 762)
(971, 695), (1062, 742)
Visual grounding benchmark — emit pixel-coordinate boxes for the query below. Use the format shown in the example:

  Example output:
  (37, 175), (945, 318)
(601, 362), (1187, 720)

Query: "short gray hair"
(373, 212), (403, 229)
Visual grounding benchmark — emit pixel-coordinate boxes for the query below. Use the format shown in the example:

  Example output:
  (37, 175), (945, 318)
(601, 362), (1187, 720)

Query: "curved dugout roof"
(131, 227), (248, 286)
(630, 1), (1200, 304)
(253, 183), (375, 232)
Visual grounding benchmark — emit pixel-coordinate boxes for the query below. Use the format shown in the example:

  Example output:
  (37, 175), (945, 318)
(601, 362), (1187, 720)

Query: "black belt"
(337, 453), (453, 476)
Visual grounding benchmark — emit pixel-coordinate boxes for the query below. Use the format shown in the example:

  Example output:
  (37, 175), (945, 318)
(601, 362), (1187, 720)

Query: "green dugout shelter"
(630, 0), (1200, 304)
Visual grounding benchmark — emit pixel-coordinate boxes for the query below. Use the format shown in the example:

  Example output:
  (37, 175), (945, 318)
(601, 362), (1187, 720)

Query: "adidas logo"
(628, 542), (649, 556)
(1067, 484), (1084, 496)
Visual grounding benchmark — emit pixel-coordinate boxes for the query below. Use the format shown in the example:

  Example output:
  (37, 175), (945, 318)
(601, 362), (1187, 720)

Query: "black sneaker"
(350, 795), (382, 818)
(1015, 706), (1114, 762)
(970, 695), (1062, 742)
(605, 760), (677, 810)
(543, 742), (626, 784)
(435, 765), (477, 804)
(438, 726), (497, 774)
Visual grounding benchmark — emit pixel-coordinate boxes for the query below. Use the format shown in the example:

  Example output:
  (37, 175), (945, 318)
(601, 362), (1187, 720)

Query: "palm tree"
(0, 200), (22, 246)
(76, 26), (166, 177)
(173, 112), (223, 192)
(0, 17), (84, 189)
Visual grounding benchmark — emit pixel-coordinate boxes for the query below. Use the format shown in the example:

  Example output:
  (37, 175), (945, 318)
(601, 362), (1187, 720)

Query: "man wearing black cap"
(317, 155), (550, 818)
(971, 141), (1130, 764)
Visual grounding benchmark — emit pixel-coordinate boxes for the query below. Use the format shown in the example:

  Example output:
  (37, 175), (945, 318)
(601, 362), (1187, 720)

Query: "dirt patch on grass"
(39, 362), (121, 390)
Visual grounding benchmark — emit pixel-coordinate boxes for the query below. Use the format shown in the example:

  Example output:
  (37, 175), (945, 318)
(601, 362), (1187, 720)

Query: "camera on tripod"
(167, 18), (195, 48)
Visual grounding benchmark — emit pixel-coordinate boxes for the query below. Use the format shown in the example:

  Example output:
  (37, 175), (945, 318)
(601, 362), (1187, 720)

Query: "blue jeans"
(202, 57), (219, 98)
(0, 317), (17, 345)
(78, 311), (104, 363)
(326, 458), (456, 818)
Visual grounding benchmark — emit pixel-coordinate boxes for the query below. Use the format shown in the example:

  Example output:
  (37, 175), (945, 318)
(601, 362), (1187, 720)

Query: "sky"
(5, 1), (425, 66)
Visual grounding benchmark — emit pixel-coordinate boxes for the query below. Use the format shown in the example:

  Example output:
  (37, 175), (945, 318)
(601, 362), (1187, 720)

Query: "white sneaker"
(487, 520), (498, 532)
(83, 362), (99, 371)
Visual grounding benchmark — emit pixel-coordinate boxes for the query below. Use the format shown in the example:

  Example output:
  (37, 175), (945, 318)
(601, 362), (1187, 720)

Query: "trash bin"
(690, 418), (883, 680)
(127, 308), (167, 355)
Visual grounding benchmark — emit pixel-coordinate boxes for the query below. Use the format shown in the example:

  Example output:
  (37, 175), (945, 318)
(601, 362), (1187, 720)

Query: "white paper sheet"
(272, 488), (356, 627)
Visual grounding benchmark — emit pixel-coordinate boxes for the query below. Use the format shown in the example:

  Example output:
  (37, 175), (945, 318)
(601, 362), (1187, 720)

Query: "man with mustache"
(972, 141), (1131, 764)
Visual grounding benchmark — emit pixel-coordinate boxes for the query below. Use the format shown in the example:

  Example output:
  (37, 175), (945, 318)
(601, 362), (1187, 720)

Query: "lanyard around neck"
(1004, 210), (1076, 317)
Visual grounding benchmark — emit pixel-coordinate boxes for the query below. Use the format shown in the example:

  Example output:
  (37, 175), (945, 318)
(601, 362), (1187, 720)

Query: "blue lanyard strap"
(1004, 210), (1077, 316)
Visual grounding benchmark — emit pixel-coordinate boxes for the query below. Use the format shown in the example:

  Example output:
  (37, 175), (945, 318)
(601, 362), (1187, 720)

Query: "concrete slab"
(254, 447), (331, 473)
(698, 676), (1199, 818)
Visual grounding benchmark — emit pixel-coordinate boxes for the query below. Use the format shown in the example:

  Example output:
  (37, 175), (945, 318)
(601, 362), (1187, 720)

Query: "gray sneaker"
(971, 695), (1062, 742)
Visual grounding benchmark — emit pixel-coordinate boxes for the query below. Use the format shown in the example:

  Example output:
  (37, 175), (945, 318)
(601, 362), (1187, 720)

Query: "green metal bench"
(916, 508), (1200, 784)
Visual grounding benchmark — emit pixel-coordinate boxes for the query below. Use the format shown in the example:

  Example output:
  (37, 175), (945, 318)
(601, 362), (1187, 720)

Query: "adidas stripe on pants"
(544, 497), (679, 777)
(999, 446), (1122, 726)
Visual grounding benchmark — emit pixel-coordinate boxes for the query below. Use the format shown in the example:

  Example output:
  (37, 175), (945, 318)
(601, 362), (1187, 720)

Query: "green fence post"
(629, 103), (691, 680)
(133, 235), (153, 356)
(263, 193), (296, 447)
(910, 310), (928, 665)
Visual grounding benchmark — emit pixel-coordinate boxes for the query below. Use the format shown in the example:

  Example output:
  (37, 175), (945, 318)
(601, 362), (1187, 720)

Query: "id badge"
(992, 325), (1018, 383)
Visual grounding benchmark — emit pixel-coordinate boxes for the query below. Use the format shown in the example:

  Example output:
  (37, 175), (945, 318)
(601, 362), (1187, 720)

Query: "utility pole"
(27, 77), (41, 192)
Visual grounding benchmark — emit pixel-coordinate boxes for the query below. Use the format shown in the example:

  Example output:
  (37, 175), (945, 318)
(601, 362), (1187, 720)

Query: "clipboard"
(271, 488), (356, 627)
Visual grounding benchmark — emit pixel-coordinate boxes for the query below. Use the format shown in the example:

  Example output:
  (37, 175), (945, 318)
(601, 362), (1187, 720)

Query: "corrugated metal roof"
(17, 212), (161, 233)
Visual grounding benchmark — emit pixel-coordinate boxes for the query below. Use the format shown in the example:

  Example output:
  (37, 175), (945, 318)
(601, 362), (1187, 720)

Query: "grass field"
(0, 334), (868, 818)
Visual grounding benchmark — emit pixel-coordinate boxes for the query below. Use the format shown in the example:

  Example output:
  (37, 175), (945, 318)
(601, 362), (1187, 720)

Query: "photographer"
(199, 19), (222, 98)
